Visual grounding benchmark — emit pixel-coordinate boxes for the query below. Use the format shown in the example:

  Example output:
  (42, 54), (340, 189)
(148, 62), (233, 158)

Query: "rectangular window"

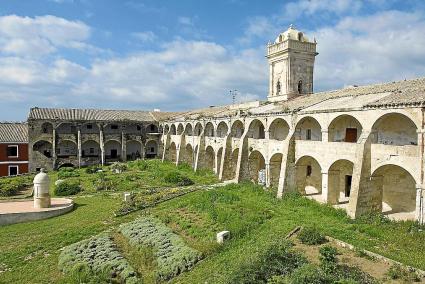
(137, 125), (141, 131)
(111, 125), (119, 130)
(306, 129), (312, 140)
(89, 148), (94, 154)
(7, 145), (18, 157)
(8, 165), (18, 176)
(150, 125), (155, 131)
(150, 147), (155, 153)
(87, 124), (93, 129)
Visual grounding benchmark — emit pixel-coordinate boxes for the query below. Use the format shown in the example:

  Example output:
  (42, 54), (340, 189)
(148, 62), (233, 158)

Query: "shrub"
(58, 233), (138, 283)
(386, 264), (421, 282)
(319, 245), (338, 264)
(164, 171), (194, 186)
(85, 166), (100, 174)
(228, 239), (307, 283)
(58, 167), (80, 179)
(297, 227), (326, 245)
(54, 181), (81, 196)
(119, 216), (202, 281)
(93, 172), (116, 191)
(0, 177), (30, 196)
(289, 264), (329, 284)
(110, 162), (127, 173)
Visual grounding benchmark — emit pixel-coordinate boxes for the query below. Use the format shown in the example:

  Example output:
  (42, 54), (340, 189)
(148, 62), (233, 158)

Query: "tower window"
(298, 80), (303, 94)
(306, 165), (312, 177)
(306, 129), (312, 140)
(298, 32), (303, 41)
(276, 80), (281, 95)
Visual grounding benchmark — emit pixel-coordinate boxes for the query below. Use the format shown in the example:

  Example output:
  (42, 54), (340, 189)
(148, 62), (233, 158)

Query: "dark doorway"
(345, 175), (352, 197)
(345, 128), (357, 142)
(110, 149), (118, 159)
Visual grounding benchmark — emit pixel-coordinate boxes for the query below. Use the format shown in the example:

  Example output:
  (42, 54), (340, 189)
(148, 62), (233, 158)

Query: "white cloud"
(283, 0), (362, 20)
(0, 15), (91, 57)
(131, 31), (157, 43)
(312, 10), (425, 90)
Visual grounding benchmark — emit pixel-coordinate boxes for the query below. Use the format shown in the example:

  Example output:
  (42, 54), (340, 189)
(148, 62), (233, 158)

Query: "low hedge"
(58, 233), (138, 283)
(119, 216), (202, 281)
(54, 181), (81, 196)
(164, 171), (194, 186)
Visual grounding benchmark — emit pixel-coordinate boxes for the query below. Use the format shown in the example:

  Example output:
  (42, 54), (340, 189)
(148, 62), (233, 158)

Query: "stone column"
(369, 175), (383, 213)
(324, 170), (340, 204)
(321, 130), (329, 142)
(295, 165), (307, 195)
(416, 185), (424, 224)
(121, 129), (126, 162)
(52, 127), (57, 168)
(77, 127), (81, 168)
(268, 64), (273, 97)
(265, 163), (271, 188)
(100, 126), (105, 166)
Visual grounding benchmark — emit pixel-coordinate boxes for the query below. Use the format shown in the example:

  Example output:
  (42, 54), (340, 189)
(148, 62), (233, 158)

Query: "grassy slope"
(0, 195), (139, 283)
(150, 183), (425, 283)
(0, 181), (423, 283)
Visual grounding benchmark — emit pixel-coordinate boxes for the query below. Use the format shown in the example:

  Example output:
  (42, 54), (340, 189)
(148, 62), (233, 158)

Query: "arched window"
(298, 32), (303, 41)
(298, 80), (303, 94)
(276, 80), (281, 95)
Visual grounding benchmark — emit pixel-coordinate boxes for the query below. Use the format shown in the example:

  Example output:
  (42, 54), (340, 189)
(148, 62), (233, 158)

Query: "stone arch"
(371, 113), (418, 146)
(146, 124), (158, 134)
(268, 118), (290, 141)
(223, 148), (239, 180)
(205, 122), (215, 137)
(170, 124), (177, 135)
(126, 140), (143, 161)
(247, 119), (265, 139)
(216, 121), (229, 138)
(230, 120), (244, 138)
(41, 122), (53, 134)
(168, 142), (177, 162)
(269, 153), (283, 188)
(371, 164), (417, 217)
(164, 124), (170, 134)
(33, 140), (52, 158)
(81, 122), (100, 134)
(56, 122), (77, 134)
(295, 116), (322, 141)
(145, 140), (158, 158)
(183, 144), (194, 167)
(57, 140), (77, 157)
(328, 115), (362, 143)
(248, 150), (266, 183)
(185, 123), (193, 136)
(104, 123), (121, 134)
(327, 159), (354, 204)
(104, 140), (121, 160)
(177, 123), (184, 135)
(82, 140), (100, 158)
(295, 155), (322, 194)
(194, 122), (203, 136)
(205, 146), (215, 171)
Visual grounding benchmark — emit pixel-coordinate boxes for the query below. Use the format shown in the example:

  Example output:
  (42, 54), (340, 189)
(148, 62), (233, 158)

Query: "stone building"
(28, 108), (163, 171)
(0, 122), (28, 176)
(160, 26), (425, 223)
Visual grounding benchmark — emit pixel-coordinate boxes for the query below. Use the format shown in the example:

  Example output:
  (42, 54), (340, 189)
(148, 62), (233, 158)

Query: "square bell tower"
(266, 25), (318, 102)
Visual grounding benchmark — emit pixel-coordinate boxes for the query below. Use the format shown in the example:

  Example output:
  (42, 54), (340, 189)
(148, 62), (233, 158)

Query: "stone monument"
(33, 168), (51, 208)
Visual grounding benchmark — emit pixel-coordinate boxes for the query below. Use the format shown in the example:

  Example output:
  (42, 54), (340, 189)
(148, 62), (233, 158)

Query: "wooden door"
(345, 128), (357, 142)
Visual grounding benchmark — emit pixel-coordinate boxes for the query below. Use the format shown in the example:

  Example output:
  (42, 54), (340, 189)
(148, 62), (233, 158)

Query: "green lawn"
(0, 180), (424, 283)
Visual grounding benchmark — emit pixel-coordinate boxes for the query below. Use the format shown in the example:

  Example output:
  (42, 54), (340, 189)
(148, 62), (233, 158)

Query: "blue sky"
(1, 0), (425, 120)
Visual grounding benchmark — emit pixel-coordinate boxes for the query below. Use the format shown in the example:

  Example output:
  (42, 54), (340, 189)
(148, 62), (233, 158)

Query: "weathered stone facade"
(28, 108), (163, 171)
(160, 26), (425, 223)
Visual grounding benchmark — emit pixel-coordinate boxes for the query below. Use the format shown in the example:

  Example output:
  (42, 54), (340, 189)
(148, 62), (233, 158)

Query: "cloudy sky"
(1, 0), (425, 120)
